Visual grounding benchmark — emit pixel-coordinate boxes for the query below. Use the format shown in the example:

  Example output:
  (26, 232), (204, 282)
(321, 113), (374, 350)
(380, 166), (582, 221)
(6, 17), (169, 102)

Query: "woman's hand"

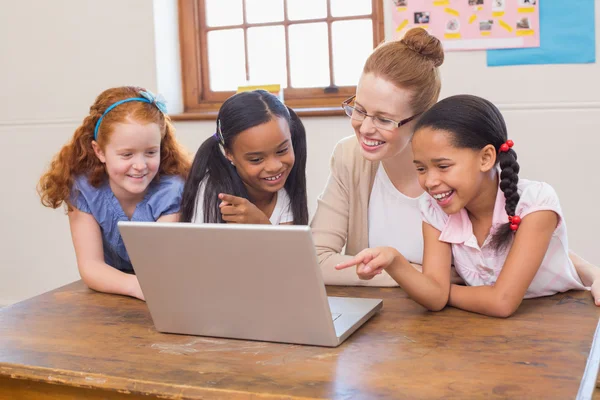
(335, 247), (400, 280)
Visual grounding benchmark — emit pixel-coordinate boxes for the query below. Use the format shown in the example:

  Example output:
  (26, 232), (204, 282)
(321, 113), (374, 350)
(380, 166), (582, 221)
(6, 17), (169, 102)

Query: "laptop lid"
(118, 222), (340, 347)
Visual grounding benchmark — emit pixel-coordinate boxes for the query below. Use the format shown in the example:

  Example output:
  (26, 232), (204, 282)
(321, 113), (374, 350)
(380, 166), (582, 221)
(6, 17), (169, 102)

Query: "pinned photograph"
(518, 0), (536, 5)
(492, 0), (505, 11)
(468, 0), (484, 5)
(394, 0), (408, 6)
(479, 19), (493, 31)
(516, 17), (530, 29)
(446, 18), (460, 32)
(414, 12), (430, 24)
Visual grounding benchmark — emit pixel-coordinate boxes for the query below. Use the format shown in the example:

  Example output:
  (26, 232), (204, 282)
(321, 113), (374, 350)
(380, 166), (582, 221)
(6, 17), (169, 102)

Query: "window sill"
(169, 106), (345, 121)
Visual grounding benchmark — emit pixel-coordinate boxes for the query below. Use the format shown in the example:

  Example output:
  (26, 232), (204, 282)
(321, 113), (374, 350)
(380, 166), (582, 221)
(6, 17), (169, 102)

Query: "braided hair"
(414, 94), (520, 252)
(495, 142), (520, 250)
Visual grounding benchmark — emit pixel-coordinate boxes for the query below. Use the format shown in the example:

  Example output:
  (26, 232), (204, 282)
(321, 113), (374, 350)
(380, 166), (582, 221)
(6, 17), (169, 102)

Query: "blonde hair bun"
(400, 27), (444, 68)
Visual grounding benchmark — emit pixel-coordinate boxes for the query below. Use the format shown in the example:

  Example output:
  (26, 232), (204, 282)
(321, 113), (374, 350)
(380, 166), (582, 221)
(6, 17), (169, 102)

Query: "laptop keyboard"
(331, 313), (342, 321)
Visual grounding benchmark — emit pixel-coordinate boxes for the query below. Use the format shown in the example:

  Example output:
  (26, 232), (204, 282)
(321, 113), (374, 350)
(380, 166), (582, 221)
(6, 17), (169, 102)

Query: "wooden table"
(1, 281), (599, 399)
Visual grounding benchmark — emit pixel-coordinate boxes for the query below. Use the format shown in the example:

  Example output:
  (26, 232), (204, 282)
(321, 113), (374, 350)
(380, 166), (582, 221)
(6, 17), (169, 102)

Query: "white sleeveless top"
(368, 164), (426, 264)
(192, 179), (293, 224)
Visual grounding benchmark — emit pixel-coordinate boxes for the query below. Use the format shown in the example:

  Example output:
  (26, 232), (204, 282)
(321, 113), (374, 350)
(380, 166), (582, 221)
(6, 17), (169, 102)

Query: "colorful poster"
(391, 0), (541, 51)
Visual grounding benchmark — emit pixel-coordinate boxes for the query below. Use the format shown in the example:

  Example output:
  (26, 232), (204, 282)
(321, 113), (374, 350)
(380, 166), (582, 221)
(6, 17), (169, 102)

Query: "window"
(177, 0), (384, 118)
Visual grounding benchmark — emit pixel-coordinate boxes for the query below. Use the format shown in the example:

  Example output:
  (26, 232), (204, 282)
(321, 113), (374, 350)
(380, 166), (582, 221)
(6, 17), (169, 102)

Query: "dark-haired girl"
(336, 94), (600, 317)
(180, 90), (308, 225)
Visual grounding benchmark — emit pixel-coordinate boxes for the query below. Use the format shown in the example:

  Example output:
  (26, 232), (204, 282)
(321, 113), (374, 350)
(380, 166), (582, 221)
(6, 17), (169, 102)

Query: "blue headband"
(93, 90), (167, 140)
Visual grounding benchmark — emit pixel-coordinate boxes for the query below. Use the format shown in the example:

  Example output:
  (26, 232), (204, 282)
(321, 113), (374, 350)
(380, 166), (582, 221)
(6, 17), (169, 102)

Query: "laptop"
(118, 222), (382, 347)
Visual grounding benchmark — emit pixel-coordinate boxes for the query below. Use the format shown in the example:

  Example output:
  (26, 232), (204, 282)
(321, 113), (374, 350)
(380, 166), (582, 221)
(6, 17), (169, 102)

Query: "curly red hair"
(38, 86), (191, 210)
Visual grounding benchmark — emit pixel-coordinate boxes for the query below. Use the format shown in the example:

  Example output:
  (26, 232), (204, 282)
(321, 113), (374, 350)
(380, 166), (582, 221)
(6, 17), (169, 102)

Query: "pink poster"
(391, 0), (540, 51)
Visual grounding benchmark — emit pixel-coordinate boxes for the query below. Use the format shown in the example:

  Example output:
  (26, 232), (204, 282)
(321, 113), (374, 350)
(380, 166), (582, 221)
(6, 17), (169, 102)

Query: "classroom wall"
(0, 1), (158, 306)
(1, 1), (598, 306)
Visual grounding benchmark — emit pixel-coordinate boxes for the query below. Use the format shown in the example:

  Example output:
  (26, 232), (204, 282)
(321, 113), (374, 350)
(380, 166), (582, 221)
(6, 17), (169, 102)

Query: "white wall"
(1, 1), (598, 306)
(0, 0), (158, 306)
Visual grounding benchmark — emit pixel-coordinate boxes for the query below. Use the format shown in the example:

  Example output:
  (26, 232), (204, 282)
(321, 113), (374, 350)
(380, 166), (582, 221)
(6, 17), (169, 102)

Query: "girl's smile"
(431, 190), (455, 207)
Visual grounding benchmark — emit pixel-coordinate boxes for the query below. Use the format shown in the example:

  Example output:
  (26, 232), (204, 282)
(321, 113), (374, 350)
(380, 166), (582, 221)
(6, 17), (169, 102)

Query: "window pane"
(288, 23), (329, 88)
(248, 26), (287, 88)
(246, 0), (284, 23)
(205, 0), (243, 27)
(332, 20), (373, 87)
(287, 0), (327, 21)
(208, 29), (246, 91)
(330, 0), (372, 17)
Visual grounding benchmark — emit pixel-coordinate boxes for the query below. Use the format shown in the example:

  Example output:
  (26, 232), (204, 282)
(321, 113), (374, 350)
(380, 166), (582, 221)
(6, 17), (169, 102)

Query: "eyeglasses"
(341, 95), (420, 131)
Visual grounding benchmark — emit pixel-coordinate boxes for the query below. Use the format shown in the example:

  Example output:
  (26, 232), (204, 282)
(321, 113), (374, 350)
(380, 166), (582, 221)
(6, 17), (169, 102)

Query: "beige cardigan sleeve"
(311, 138), (399, 287)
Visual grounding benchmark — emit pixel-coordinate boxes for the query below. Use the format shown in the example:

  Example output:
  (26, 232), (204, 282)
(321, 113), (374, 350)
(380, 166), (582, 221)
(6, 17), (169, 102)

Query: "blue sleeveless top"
(71, 174), (184, 272)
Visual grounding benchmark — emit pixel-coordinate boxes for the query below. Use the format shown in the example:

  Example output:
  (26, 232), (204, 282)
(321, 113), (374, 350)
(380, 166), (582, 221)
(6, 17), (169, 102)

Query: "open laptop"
(118, 222), (382, 347)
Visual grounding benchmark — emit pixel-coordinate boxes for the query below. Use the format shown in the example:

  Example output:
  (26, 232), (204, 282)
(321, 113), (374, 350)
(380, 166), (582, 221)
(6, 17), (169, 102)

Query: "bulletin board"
(391, 0), (540, 51)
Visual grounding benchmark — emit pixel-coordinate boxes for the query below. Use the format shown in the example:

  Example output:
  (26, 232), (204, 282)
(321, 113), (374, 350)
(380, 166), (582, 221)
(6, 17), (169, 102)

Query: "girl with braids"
(336, 94), (600, 317)
(180, 90), (308, 225)
(38, 86), (190, 301)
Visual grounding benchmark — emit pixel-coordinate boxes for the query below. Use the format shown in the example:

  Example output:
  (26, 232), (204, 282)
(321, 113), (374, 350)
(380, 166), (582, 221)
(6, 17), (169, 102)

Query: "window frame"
(175, 0), (384, 120)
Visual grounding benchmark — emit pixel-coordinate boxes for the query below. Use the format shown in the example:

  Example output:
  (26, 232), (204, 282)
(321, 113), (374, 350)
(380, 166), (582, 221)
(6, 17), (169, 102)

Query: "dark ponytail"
(284, 107), (308, 225)
(414, 94), (520, 252)
(179, 136), (245, 223)
(491, 148), (520, 251)
(180, 90), (308, 224)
